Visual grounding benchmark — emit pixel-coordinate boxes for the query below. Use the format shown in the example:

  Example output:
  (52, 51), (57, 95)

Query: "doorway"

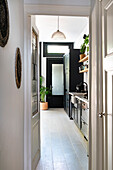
(24, 8), (90, 170)
(44, 42), (74, 108)
(38, 15), (89, 170)
(46, 58), (64, 108)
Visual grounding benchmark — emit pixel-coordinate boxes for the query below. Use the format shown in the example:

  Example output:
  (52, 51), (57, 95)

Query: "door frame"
(46, 58), (64, 108)
(24, 4), (91, 170)
(97, 0), (113, 170)
(24, 14), (40, 170)
(90, 0), (105, 170)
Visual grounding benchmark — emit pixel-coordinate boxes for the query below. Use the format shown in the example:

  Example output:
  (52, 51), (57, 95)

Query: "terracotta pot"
(80, 54), (85, 60)
(40, 102), (48, 110)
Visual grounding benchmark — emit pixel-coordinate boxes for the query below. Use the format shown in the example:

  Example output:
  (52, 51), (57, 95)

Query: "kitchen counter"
(69, 92), (89, 104)
(69, 92), (87, 96)
(69, 91), (89, 142)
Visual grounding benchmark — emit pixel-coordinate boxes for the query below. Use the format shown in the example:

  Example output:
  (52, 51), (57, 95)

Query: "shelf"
(79, 68), (88, 73)
(79, 55), (89, 63)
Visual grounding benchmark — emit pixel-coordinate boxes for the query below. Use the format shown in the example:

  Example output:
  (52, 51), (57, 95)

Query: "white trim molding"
(24, 4), (90, 16)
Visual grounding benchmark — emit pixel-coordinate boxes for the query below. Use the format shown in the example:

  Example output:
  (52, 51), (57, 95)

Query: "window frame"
(43, 42), (74, 57)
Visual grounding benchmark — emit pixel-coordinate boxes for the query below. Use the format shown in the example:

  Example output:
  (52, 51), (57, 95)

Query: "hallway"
(36, 108), (88, 170)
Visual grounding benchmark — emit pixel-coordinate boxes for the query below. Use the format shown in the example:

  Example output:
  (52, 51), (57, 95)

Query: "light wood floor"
(36, 108), (88, 170)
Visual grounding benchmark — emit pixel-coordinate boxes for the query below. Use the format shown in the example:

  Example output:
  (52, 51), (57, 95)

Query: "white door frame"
(24, 4), (91, 170)
(24, 13), (32, 170)
(90, 1), (106, 170)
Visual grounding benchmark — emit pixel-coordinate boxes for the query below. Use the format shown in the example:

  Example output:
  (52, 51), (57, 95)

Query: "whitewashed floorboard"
(36, 108), (88, 170)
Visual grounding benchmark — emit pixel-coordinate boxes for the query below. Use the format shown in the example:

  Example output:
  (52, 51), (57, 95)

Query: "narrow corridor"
(36, 108), (88, 170)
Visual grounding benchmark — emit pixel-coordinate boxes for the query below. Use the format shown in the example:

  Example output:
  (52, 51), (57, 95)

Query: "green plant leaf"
(40, 76), (51, 102)
(80, 34), (89, 54)
(80, 43), (86, 54)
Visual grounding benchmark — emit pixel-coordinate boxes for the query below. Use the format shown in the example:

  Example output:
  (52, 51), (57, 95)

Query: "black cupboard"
(63, 49), (83, 117)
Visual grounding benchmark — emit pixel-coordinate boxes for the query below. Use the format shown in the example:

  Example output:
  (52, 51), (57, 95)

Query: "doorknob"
(98, 112), (105, 118)
(50, 85), (53, 90)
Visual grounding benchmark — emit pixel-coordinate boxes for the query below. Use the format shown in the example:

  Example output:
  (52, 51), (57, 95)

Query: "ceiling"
(24, 0), (90, 6)
(36, 15), (89, 42)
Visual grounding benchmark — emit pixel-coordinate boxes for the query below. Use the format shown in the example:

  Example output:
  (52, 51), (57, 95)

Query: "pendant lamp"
(51, 16), (66, 40)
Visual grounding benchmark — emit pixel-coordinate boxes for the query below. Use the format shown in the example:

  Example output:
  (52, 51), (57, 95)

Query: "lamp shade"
(51, 16), (66, 40)
(51, 30), (66, 40)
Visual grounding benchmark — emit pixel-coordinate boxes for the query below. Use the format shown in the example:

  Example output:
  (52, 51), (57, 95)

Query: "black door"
(64, 53), (70, 115)
(46, 58), (64, 108)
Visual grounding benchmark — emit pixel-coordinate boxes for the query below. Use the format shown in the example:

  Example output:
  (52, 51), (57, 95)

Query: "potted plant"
(40, 76), (51, 110)
(80, 43), (86, 60)
(83, 34), (89, 55)
(80, 34), (89, 60)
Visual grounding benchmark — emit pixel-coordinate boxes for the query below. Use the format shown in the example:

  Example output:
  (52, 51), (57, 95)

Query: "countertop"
(69, 92), (89, 104)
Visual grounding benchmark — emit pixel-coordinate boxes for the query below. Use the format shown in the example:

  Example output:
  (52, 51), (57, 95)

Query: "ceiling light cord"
(58, 16), (59, 31)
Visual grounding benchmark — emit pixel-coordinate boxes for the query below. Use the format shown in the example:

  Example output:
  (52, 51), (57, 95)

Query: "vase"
(80, 54), (85, 60)
(40, 102), (48, 110)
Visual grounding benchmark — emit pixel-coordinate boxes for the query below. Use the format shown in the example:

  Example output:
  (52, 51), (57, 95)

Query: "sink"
(70, 92), (87, 104)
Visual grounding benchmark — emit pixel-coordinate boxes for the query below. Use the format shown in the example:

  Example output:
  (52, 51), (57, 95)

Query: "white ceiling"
(36, 15), (89, 42)
(24, 0), (90, 6)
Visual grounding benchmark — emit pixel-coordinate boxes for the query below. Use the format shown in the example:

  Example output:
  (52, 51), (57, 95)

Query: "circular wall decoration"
(0, 0), (9, 47)
(15, 48), (22, 89)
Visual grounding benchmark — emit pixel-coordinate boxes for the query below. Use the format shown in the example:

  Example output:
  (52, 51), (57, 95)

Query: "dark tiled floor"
(36, 108), (88, 170)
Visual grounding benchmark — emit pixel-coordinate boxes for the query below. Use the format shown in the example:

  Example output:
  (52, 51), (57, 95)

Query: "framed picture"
(15, 48), (22, 89)
(0, 0), (9, 47)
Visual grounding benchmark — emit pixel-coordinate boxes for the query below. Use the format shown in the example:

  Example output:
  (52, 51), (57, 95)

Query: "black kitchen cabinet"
(64, 49), (83, 117)
(72, 99), (82, 129)
(71, 97), (89, 141)
(81, 102), (89, 140)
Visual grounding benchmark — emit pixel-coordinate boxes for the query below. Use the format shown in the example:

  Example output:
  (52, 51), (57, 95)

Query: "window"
(48, 45), (69, 54)
(52, 64), (64, 95)
(43, 42), (74, 57)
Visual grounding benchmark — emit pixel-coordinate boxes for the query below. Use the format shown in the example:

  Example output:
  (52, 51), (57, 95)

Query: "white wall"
(24, 0), (90, 6)
(36, 16), (89, 42)
(0, 0), (24, 170)
(31, 16), (39, 34)
(74, 21), (89, 49)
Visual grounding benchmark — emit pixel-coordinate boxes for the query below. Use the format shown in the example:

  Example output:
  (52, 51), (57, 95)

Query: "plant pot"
(40, 102), (48, 110)
(80, 54), (86, 60)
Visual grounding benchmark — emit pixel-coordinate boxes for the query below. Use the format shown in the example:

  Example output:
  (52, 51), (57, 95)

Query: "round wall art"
(15, 48), (22, 89)
(0, 0), (9, 47)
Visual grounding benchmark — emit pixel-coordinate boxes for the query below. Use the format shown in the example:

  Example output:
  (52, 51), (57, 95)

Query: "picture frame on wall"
(0, 0), (9, 47)
(15, 48), (22, 89)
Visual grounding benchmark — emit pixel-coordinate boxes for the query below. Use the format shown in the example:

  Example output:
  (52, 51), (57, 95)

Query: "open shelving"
(79, 55), (89, 73)
(79, 68), (89, 73)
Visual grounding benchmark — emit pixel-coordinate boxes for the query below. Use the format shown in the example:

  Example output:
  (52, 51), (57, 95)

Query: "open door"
(24, 15), (40, 170)
(98, 0), (113, 170)
(102, 0), (113, 169)
(31, 28), (40, 169)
